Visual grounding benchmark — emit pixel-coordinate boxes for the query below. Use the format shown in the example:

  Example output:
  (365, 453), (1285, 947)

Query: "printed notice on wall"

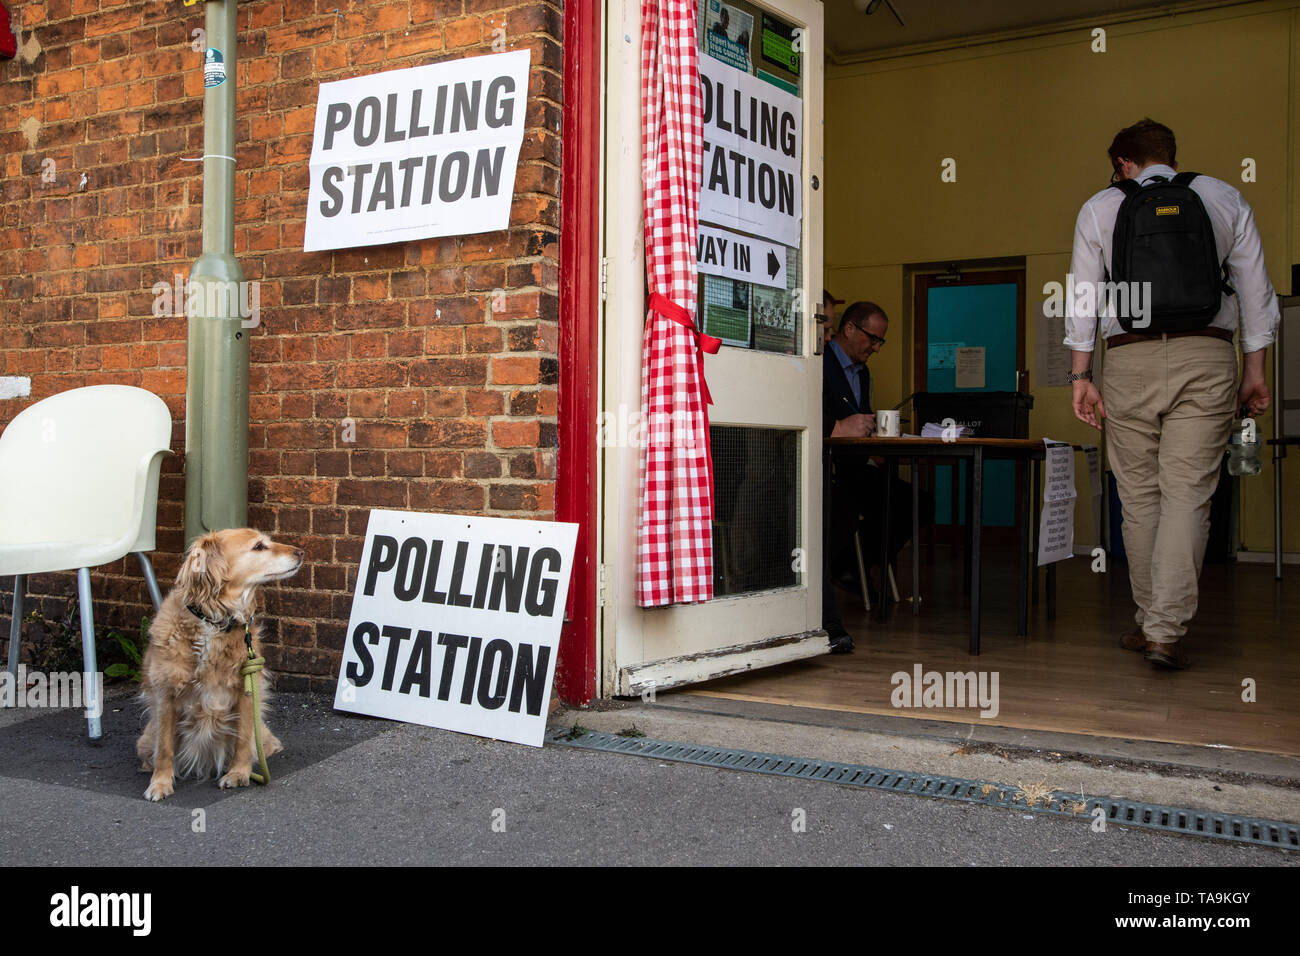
(698, 56), (802, 248)
(1035, 305), (1073, 388)
(1038, 440), (1076, 565)
(334, 509), (578, 747)
(304, 50), (530, 252)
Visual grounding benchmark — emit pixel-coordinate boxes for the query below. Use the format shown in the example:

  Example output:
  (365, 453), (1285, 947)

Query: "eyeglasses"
(850, 322), (886, 348)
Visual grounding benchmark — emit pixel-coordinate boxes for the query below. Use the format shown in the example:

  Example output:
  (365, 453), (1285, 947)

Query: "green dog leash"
(241, 625), (271, 785)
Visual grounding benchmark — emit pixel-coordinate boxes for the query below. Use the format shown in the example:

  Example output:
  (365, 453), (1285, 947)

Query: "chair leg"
(5, 574), (23, 705)
(135, 552), (163, 612)
(888, 563), (900, 603)
(853, 531), (871, 612)
(76, 568), (102, 740)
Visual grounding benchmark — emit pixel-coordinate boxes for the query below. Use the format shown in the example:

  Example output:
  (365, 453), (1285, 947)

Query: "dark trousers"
(827, 460), (934, 584)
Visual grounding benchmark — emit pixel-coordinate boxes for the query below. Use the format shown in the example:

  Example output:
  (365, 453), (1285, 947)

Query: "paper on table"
(920, 422), (972, 439)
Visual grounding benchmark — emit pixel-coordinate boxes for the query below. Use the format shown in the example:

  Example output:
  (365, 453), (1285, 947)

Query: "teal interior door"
(916, 272), (1025, 530)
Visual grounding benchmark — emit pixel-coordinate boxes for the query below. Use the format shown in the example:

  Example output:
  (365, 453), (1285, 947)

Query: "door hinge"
(597, 563), (610, 607)
(600, 257), (609, 302)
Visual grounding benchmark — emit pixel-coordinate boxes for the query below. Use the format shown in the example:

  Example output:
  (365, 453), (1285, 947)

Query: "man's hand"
(830, 413), (875, 438)
(1072, 380), (1106, 430)
(1239, 349), (1270, 416)
(1239, 376), (1270, 416)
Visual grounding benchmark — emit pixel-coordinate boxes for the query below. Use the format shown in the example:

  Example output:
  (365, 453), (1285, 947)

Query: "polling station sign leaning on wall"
(304, 49), (531, 252)
(335, 511), (578, 747)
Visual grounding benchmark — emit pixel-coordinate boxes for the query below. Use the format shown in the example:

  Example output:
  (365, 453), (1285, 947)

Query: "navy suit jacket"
(822, 346), (871, 439)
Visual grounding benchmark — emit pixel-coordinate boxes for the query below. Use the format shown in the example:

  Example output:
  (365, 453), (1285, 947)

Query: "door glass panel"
(710, 425), (801, 596)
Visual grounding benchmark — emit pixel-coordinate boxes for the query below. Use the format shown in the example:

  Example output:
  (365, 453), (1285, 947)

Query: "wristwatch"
(1066, 369), (1092, 383)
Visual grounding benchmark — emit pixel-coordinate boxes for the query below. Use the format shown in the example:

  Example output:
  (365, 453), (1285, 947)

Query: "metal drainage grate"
(550, 730), (1300, 850)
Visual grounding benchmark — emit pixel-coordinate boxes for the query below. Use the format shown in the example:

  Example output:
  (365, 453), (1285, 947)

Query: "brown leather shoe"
(1144, 639), (1189, 670)
(1119, 626), (1147, 652)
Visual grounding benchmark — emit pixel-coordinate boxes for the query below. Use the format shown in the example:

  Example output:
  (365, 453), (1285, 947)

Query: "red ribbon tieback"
(648, 292), (720, 405)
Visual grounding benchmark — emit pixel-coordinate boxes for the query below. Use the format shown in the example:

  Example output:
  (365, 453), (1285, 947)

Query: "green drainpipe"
(185, 0), (248, 545)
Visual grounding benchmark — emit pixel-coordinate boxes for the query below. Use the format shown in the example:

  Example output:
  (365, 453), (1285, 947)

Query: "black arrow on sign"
(767, 250), (780, 279)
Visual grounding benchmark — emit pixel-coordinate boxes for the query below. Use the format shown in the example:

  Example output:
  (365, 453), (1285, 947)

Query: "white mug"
(876, 409), (901, 437)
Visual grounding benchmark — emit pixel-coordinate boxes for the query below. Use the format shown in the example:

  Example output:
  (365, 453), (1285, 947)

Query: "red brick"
(492, 356), (541, 385)
(492, 420), (539, 448)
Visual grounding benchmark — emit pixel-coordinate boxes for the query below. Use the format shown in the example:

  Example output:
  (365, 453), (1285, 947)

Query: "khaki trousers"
(1101, 336), (1238, 644)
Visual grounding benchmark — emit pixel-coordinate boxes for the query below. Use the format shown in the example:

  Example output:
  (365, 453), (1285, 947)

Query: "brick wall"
(0, 0), (565, 690)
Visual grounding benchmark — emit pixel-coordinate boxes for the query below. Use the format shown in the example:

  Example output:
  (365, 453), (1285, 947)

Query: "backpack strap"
(1110, 179), (1140, 197)
(1169, 172), (1230, 293)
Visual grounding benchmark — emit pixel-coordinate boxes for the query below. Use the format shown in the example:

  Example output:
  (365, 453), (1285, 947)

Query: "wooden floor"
(687, 548), (1300, 756)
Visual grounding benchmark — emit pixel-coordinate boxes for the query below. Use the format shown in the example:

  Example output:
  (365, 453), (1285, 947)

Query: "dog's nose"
(293, 549), (304, 559)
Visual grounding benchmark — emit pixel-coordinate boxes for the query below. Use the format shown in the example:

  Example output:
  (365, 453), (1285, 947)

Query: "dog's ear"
(177, 533), (230, 615)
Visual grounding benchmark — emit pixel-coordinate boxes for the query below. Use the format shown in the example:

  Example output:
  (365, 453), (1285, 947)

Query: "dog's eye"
(252, 541), (267, 551)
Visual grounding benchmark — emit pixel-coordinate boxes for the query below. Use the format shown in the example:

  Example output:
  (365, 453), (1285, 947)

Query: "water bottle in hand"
(1227, 407), (1262, 477)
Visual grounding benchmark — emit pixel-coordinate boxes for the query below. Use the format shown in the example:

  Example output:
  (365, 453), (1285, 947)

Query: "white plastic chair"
(0, 385), (172, 739)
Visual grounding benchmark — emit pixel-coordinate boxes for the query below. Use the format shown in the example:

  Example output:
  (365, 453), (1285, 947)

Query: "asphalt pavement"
(0, 685), (1296, 868)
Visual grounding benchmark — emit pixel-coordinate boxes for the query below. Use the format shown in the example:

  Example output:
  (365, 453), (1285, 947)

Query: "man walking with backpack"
(1065, 118), (1280, 669)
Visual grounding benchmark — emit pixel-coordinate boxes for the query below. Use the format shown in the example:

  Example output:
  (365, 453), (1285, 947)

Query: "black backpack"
(1109, 172), (1231, 333)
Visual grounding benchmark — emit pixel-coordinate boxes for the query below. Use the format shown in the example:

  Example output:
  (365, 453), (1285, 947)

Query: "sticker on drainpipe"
(203, 48), (226, 88)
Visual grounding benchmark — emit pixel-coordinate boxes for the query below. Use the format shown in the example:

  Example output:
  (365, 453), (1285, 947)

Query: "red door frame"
(555, 0), (602, 704)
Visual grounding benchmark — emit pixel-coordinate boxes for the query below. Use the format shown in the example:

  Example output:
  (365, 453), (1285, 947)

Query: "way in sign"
(698, 232), (753, 272)
(696, 223), (787, 287)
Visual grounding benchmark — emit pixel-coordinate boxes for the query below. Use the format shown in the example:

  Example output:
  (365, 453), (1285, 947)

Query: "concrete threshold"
(552, 693), (1300, 826)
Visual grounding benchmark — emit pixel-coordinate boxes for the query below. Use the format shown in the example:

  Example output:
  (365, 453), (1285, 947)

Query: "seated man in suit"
(822, 302), (931, 651)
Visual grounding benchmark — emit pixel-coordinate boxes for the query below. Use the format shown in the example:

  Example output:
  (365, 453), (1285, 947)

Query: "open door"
(601, 0), (825, 696)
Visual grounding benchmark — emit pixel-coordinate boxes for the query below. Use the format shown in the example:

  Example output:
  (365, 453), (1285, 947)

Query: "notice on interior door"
(954, 346), (986, 388)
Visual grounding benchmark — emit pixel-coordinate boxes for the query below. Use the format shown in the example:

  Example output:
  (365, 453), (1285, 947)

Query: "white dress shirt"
(1064, 163), (1280, 353)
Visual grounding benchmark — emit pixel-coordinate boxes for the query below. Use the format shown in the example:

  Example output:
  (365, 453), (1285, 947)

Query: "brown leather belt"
(1105, 327), (1234, 349)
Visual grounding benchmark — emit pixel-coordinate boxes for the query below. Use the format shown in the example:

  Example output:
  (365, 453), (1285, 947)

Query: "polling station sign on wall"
(698, 55), (802, 249)
(334, 510), (578, 747)
(304, 50), (530, 252)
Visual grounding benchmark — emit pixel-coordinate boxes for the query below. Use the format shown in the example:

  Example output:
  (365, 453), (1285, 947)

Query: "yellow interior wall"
(826, 1), (1300, 553)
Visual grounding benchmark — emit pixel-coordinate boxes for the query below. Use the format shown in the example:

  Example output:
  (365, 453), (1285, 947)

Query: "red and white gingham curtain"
(636, 0), (717, 607)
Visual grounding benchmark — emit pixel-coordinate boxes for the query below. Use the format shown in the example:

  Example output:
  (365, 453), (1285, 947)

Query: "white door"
(601, 0), (825, 696)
